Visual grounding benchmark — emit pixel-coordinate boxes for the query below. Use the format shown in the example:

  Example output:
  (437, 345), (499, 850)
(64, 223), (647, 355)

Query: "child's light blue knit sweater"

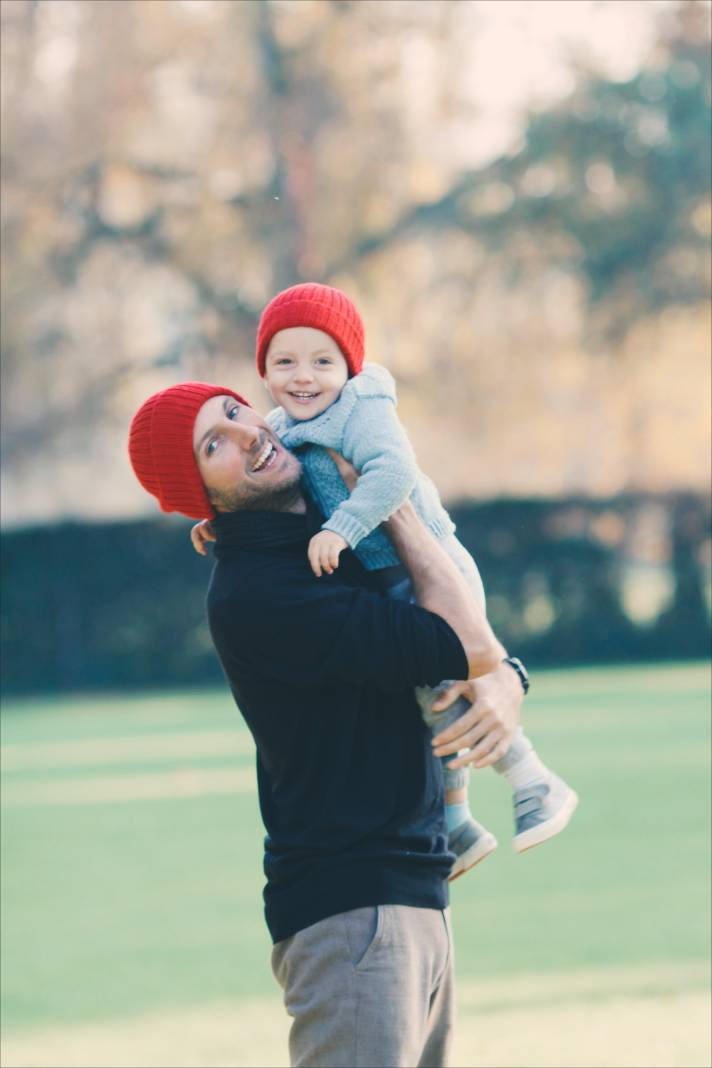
(266, 363), (455, 571)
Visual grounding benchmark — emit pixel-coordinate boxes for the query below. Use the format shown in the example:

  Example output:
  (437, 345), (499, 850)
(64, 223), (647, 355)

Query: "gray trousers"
(271, 905), (454, 1068)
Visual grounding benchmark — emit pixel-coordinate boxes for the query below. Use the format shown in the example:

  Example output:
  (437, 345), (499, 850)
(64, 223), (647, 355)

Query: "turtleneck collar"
(211, 502), (318, 555)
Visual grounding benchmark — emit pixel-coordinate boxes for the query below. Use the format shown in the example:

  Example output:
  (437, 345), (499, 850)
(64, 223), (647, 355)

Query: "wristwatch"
(502, 656), (530, 695)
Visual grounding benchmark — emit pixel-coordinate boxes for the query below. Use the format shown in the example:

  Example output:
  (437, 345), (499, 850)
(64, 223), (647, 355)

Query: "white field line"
(1, 766), (256, 806)
(1, 965), (709, 1068)
(1, 730), (255, 771)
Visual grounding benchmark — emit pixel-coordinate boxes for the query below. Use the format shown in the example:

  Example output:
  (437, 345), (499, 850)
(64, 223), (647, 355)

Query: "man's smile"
(251, 439), (279, 473)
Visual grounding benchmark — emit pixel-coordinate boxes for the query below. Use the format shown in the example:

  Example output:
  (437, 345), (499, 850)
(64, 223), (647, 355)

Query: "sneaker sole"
(513, 789), (579, 854)
(448, 833), (498, 882)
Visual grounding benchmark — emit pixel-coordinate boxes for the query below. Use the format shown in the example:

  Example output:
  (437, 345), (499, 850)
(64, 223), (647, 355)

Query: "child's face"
(264, 326), (349, 421)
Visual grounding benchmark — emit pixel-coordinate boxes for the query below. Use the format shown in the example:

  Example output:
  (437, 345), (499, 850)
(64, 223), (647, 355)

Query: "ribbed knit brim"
(256, 283), (364, 378)
(128, 382), (250, 519)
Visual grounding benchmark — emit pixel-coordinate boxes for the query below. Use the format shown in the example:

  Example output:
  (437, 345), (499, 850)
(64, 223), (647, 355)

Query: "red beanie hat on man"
(256, 283), (365, 379)
(128, 382), (250, 520)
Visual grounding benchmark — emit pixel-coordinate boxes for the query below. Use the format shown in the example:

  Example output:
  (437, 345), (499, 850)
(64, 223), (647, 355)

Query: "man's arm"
(385, 502), (503, 678)
(390, 525), (524, 767)
(325, 448), (503, 679)
(325, 449), (521, 759)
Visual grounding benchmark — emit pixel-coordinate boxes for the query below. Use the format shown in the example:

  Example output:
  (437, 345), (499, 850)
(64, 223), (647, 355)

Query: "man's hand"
(190, 519), (215, 556)
(325, 448), (359, 492)
(430, 662), (523, 769)
(308, 530), (349, 577)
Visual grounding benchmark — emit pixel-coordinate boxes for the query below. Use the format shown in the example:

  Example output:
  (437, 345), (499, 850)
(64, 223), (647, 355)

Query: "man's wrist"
(386, 504), (433, 563)
(502, 656), (530, 695)
(384, 500), (421, 537)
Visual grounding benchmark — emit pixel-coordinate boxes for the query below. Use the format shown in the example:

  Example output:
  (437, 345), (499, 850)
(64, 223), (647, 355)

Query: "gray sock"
(493, 728), (551, 791)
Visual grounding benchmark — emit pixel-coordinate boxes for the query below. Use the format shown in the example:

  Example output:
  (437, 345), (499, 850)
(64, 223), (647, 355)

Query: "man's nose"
(230, 422), (261, 448)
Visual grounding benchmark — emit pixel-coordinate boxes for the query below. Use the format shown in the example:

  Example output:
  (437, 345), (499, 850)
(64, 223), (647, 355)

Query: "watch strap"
(502, 656), (530, 695)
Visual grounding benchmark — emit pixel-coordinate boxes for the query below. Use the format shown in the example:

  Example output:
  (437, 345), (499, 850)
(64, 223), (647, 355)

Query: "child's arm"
(320, 395), (420, 548)
(308, 530), (349, 577)
(306, 395), (419, 576)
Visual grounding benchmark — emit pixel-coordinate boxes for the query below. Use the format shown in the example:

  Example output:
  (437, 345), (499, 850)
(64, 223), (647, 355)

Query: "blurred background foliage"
(1, 494), (709, 695)
(1, 0), (710, 693)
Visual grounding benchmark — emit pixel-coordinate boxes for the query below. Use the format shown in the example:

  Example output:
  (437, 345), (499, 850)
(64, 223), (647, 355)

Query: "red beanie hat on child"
(128, 382), (250, 520)
(256, 283), (365, 378)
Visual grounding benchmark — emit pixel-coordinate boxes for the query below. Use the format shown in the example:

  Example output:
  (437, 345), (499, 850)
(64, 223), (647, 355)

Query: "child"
(194, 283), (578, 880)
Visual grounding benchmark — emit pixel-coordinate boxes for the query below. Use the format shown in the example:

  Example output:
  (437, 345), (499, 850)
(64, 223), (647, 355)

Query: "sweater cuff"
(322, 510), (372, 550)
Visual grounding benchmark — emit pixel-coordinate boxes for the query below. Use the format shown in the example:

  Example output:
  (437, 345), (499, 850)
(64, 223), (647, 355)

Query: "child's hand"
(308, 530), (349, 577)
(190, 519), (216, 556)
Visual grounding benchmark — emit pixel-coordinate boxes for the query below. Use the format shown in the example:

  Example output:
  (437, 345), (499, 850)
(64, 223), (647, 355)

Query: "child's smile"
(264, 326), (349, 422)
(289, 390), (322, 406)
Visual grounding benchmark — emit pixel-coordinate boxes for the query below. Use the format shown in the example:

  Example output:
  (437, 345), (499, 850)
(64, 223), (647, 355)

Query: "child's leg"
(416, 683), (498, 879)
(393, 532), (577, 856)
(492, 726), (550, 790)
(428, 537), (578, 852)
(416, 683), (470, 812)
(380, 562), (498, 878)
(492, 727), (579, 853)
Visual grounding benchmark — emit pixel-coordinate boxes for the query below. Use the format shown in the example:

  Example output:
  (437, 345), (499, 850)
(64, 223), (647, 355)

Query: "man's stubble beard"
(208, 458), (305, 515)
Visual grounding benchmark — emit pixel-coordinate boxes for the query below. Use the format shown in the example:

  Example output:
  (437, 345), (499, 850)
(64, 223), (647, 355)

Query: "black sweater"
(207, 506), (469, 943)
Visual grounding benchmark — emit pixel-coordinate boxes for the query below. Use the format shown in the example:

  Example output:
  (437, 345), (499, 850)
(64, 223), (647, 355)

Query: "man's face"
(193, 395), (303, 513)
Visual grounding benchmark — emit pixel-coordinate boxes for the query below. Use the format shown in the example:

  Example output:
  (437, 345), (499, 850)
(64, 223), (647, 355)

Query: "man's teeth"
(252, 441), (276, 472)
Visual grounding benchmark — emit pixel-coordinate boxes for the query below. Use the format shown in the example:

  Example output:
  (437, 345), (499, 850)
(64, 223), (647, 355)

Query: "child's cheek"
(263, 378), (280, 403)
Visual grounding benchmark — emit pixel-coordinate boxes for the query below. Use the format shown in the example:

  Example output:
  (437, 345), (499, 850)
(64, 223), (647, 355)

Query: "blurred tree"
(0, 0), (709, 523)
(329, 0), (711, 332)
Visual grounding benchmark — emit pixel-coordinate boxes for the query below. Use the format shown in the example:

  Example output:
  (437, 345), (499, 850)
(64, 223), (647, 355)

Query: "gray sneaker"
(448, 817), (498, 881)
(513, 774), (579, 853)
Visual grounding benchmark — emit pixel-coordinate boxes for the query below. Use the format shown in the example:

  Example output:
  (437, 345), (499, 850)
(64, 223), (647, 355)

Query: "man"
(128, 382), (524, 1068)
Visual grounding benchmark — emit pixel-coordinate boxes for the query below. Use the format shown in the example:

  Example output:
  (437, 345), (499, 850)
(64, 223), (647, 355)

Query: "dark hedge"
(1, 493), (709, 696)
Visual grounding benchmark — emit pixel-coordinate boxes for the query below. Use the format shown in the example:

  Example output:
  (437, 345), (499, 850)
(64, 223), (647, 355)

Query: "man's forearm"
(385, 503), (504, 677)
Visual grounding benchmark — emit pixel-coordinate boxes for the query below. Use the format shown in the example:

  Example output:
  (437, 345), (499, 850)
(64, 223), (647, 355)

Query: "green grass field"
(2, 663), (710, 1067)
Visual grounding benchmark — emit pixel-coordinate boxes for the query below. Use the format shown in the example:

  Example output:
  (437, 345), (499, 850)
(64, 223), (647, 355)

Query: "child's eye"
(274, 358), (292, 366)
(316, 358), (332, 366)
